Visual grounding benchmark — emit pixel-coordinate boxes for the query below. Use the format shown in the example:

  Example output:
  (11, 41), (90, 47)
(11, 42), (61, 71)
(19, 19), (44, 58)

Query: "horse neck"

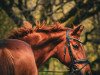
(24, 31), (66, 67)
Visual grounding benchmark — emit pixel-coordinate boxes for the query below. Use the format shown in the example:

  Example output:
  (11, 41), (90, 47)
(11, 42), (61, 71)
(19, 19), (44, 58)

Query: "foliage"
(0, 8), (16, 39)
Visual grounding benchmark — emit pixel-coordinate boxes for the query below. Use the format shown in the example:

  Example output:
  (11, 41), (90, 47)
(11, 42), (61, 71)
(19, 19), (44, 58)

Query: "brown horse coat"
(0, 39), (38, 75)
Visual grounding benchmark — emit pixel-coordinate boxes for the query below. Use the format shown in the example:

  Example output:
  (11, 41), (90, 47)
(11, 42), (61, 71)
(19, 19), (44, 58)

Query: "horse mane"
(9, 21), (34, 39)
(9, 21), (67, 39)
(34, 22), (66, 32)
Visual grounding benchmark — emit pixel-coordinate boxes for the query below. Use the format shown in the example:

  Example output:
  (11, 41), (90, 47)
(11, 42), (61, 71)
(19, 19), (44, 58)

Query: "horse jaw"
(75, 64), (92, 75)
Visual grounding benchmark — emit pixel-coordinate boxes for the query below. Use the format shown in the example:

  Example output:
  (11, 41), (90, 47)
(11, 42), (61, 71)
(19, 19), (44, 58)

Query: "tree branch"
(0, 0), (23, 27)
(58, 0), (99, 25)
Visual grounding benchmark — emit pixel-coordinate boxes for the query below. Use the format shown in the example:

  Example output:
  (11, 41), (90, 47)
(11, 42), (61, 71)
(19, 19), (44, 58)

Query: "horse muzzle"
(76, 64), (92, 75)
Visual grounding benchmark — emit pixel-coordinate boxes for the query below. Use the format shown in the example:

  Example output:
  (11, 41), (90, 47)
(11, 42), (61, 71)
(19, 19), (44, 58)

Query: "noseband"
(64, 30), (90, 74)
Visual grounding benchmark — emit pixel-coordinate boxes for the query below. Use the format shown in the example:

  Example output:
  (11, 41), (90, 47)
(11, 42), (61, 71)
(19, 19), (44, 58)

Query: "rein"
(64, 30), (90, 74)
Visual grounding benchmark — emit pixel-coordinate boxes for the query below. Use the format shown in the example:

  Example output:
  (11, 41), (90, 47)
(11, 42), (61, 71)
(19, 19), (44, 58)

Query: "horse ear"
(23, 21), (32, 29)
(71, 25), (84, 36)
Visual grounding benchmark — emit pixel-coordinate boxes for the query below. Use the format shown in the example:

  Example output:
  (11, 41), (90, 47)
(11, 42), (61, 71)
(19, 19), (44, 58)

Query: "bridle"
(64, 30), (90, 74)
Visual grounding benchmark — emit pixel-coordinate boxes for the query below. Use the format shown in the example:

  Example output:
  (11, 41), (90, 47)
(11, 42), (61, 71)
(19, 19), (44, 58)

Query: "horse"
(0, 39), (38, 75)
(9, 21), (92, 75)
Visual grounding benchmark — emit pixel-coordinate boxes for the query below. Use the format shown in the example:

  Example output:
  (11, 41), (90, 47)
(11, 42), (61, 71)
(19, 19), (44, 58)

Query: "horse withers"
(0, 39), (38, 75)
(9, 21), (92, 75)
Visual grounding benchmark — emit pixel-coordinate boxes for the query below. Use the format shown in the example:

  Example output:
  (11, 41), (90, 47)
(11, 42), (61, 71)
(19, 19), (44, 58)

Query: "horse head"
(55, 25), (92, 75)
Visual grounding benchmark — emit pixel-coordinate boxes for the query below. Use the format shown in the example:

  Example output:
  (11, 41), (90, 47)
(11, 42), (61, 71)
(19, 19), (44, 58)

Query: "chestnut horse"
(0, 39), (38, 75)
(9, 21), (92, 75)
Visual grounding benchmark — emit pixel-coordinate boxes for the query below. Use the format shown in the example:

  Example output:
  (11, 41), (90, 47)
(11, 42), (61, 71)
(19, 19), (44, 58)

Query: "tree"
(0, 0), (99, 26)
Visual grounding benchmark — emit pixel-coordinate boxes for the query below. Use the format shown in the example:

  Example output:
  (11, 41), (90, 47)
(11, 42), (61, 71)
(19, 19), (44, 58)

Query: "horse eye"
(72, 44), (79, 49)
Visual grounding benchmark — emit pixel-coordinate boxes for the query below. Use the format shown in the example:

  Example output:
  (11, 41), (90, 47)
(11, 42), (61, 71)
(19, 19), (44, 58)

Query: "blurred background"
(0, 0), (100, 75)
